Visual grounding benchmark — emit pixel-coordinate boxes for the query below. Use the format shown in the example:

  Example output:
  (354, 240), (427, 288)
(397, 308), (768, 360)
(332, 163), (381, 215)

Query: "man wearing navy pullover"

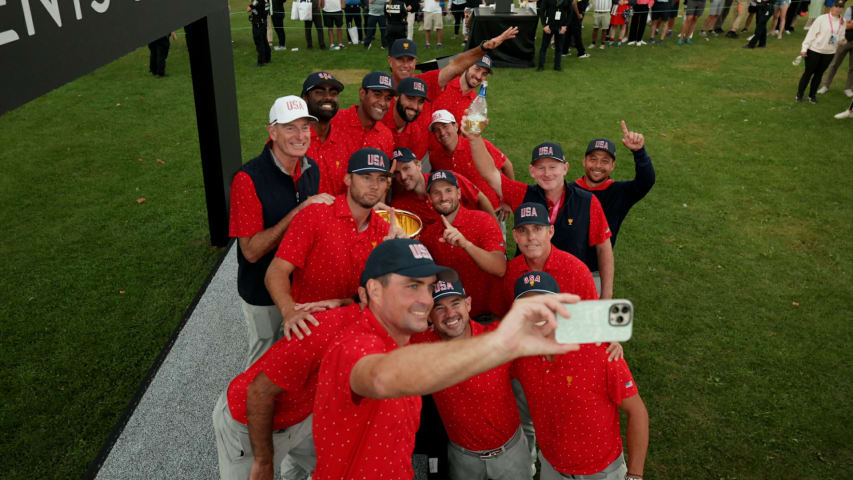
(572, 121), (655, 249)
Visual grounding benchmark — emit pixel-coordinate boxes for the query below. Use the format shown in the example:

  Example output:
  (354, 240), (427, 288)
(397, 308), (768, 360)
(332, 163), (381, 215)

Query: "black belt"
(450, 427), (522, 459)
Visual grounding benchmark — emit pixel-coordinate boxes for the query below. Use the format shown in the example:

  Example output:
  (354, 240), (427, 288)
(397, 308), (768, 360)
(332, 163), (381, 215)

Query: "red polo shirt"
(313, 309), (422, 479)
(381, 101), (431, 161)
(428, 137), (507, 208)
(412, 322), (520, 451)
(495, 246), (598, 316)
(315, 105), (395, 196)
(225, 304), (361, 429)
(390, 172), (481, 227)
(511, 344), (639, 475)
(275, 195), (390, 303)
(501, 179), (612, 247)
(307, 124), (352, 196)
(228, 171), (265, 237)
(419, 207), (505, 318)
(431, 75), (478, 129)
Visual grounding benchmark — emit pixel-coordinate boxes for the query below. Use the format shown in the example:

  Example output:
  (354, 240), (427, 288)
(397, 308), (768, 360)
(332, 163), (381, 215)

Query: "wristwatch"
(479, 40), (493, 52)
(625, 474), (643, 480)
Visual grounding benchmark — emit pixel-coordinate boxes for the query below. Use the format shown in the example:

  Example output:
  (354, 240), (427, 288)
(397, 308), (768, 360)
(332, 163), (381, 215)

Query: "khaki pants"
(241, 298), (283, 369)
(822, 40), (853, 90)
(539, 452), (627, 480)
(212, 392), (315, 480)
(447, 427), (531, 479)
(729, 0), (750, 31)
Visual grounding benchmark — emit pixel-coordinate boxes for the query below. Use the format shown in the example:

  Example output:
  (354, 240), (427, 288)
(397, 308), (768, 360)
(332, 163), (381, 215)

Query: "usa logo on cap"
(538, 145), (554, 157)
(286, 100), (303, 111)
(379, 75), (392, 87)
(431, 171), (448, 181)
(482, 56), (492, 67)
(318, 72), (332, 80)
(367, 154), (386, 168)
(434, 280), (455, 293)
(524, 274), (541, 286)
(595, 140), (609, 149)
(409, 243), (433, 260)
(393, 150), (403, 159)
(520, 206), (538, 218)
(414, 82), (425, 92)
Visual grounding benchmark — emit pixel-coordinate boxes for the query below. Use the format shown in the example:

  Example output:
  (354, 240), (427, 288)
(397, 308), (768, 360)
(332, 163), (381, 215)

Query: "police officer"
(385, 0), (410, 46)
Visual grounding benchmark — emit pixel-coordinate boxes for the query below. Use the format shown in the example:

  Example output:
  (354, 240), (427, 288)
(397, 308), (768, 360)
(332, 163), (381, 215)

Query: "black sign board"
(0, 0), (242, 246)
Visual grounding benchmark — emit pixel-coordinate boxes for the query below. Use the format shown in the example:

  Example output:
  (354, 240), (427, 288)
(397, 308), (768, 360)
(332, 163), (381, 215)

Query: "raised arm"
(462, 128), (504, 199)
(436, 27), (520, 87)
(349, 293), (581, 399)
(439, 215), (506, 276)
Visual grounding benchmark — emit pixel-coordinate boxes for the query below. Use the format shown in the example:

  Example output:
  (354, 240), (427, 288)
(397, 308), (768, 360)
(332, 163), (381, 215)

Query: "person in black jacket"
(249, 0), (272, 65)
(571, 121), (655, 251)
(386, 0), (409, 45)
(271, 0), (287, 50)
(538, 0), (569, 71)
(229, 96), (334, 368)
(743, 0), (774, 48)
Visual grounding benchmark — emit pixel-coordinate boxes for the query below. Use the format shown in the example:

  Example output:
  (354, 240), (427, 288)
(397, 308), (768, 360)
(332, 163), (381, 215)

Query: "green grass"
(1, 3), (852, 479)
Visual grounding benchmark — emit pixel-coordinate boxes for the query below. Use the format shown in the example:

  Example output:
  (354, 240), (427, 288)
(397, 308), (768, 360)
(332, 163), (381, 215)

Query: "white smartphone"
(554, 299), (633, 344)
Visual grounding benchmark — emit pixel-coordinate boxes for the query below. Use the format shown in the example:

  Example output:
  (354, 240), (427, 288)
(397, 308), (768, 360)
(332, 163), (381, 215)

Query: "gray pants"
(821, 40), (853, 90)
(447, 426), (532, 479)
(241, 298), (283, 368)
(511, 379), (536, 468)
(591, 271), (602, 298)
(212, 392), (315, 480)
(539, 452), (627, 480)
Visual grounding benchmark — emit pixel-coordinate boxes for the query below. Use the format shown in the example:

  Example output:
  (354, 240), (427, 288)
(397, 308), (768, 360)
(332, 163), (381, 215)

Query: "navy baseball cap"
(361, 238), (458, 285)
(301, 71), (344, 96)
(362, 71), (397, 93)
(393, 147), (418, 164)
(433, 279), (467, 301)
(348, 148), (392, 175)
(475, 54), (494, 72)
(531, 142), (566, 164)
(397, 76), (429, 100)
(514, 202), (550, 227)
(427, 170), (459, 191)
(513, 271), (560, 299)
(389, 38), (418, 58)
(585, 138), (617, 160)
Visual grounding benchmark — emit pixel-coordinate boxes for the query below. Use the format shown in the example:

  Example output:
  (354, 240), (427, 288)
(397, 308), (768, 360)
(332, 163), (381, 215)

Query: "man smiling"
(265, 148), (403, 341)
(572, 121), (655, 251)
(319, 71), (397, 196)
(310, 239), (583, 479)
(229, 96), (334, 367)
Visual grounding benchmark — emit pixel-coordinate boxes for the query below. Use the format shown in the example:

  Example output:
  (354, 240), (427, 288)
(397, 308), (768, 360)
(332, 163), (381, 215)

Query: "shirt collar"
(575, 176), (613, 191)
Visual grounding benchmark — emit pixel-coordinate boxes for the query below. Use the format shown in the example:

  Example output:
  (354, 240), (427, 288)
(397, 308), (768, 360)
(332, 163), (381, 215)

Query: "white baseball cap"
(429, 109), (457, 130)
(269, 95), (318, 125)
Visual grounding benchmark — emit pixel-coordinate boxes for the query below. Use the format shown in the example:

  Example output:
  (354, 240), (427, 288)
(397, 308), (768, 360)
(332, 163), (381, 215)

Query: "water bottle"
(464, 81), (488, 135)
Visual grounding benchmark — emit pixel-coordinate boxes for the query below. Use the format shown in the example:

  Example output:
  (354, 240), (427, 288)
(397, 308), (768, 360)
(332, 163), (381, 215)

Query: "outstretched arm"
(349, 293), (581, 399)
(437, 27), (519, 87)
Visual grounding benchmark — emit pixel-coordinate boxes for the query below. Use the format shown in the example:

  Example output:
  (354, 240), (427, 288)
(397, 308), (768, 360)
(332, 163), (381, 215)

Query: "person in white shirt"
(797, 0), (846, 103)
(423, 0), (445, 48)
(324, 0), (346, 49)
(818, 4), (853, 97)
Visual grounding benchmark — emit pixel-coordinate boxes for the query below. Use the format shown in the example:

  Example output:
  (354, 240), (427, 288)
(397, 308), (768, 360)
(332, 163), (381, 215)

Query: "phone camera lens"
(616, 315), (624, 324)
(611, 306), (619, 314)
(621, 306), (630, 314)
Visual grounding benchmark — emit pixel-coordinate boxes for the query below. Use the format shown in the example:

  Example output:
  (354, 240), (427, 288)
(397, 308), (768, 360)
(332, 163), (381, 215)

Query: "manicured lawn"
(1, 3), (850, 478)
